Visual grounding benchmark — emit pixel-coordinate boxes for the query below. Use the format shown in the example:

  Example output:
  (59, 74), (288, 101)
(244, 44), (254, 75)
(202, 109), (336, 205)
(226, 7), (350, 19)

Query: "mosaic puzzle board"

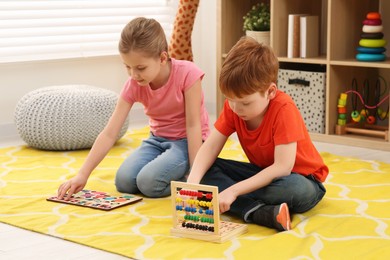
(170, 181), (247, 243)
(47, 190), (143, 211)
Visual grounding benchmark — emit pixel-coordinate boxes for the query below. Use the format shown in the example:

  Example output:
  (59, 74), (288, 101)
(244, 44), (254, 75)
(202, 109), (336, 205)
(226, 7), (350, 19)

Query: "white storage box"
(277, 69), (326, 133)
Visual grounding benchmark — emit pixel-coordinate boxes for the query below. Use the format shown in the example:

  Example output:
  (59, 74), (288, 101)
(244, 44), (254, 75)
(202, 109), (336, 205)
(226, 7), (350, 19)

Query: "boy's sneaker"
(275, 203), (291, 231)
(252, 203), (291, 232)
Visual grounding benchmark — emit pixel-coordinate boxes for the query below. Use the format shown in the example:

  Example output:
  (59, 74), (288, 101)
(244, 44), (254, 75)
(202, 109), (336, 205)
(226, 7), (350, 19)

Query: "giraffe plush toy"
(168, 0), (200, 61)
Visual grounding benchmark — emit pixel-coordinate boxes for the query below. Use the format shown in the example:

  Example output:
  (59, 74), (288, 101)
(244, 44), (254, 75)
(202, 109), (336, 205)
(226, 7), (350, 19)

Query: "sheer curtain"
(0, 0), (177, 63)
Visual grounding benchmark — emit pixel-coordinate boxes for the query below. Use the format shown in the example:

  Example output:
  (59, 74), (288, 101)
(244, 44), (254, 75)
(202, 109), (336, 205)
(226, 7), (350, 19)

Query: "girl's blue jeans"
(115, 133), (189, 198)
(200, 158), (326, 222)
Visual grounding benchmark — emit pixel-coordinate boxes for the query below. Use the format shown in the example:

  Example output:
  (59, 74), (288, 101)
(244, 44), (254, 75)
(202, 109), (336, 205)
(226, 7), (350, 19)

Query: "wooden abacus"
(170, 181), (248, 243)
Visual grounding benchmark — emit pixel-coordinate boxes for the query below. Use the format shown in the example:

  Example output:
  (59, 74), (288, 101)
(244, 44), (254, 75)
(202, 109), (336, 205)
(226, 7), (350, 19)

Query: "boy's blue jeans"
(115, 133), (189, 198)
(200, 158), (326, 222)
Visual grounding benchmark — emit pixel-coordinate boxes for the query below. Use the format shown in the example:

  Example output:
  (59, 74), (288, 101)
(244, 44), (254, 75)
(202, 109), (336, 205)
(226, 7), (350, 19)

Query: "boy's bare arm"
(226, 142), (297, 196)
(186, 129), (227, 183)
(218, 142), (297, 212)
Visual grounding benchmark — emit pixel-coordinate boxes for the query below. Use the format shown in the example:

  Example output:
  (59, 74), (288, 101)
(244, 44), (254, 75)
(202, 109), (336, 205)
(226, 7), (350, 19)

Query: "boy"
(187, 37), (328, 231)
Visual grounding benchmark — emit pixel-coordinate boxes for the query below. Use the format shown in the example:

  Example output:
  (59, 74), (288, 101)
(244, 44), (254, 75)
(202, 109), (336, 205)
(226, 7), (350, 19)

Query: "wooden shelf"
(278, 56), (327, 64)
(330, 59), (390, 69)
(217, 0), (390, 151)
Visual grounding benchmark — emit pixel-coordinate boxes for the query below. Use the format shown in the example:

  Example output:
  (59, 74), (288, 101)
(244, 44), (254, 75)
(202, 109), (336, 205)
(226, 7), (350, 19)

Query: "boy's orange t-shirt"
(215, 90), (329, 182)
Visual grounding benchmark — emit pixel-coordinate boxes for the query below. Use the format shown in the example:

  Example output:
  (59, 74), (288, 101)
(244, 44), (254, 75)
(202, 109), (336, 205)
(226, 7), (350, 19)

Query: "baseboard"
(0, 123), (19, 140)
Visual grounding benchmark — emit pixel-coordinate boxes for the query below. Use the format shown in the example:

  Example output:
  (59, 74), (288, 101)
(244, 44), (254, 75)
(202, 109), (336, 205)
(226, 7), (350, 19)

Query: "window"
(0, 0), (177, 63)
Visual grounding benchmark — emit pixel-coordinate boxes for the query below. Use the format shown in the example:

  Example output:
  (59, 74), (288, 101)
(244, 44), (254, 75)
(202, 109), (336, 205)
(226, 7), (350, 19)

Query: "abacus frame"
(170, 181), (247, 243)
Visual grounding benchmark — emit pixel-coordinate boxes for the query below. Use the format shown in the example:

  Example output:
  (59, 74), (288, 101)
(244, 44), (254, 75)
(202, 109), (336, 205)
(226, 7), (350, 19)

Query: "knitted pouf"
(14, 85), (129, 151)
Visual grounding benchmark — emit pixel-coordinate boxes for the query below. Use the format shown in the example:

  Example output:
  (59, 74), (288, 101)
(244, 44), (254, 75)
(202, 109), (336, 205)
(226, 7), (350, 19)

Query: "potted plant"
(243, 2), (270, 45)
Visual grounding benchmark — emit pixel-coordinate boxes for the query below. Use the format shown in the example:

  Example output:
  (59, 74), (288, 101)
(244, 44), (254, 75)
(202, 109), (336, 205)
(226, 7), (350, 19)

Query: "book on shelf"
(300, 15), (319, 58)
(287, 14), (307, 58)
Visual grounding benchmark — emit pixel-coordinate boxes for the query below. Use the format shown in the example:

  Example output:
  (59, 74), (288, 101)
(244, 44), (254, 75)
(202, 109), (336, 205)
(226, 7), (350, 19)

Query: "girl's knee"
(136, 173), (170, 198)
(115, 170), (138, 194)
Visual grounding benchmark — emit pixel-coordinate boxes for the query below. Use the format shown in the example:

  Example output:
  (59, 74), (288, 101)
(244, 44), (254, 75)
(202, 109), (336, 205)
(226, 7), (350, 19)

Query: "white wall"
(192, 0), (217, 117)
(0, 0), (217, 139)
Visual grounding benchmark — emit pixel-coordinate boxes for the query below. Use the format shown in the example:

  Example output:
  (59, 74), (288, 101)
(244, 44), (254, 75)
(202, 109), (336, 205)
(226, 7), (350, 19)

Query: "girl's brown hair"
(118, 17), (168, 58)
(219, 36), (279, 97)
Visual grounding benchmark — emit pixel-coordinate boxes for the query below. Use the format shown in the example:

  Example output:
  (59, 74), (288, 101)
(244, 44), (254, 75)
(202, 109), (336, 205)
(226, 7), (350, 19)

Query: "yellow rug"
(1, 127), (390, 259)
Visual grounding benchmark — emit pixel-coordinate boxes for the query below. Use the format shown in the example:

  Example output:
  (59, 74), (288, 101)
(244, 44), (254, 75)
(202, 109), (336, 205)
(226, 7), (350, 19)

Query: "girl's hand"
(57, 174), (88, 200)
(218, 187), (238, 214)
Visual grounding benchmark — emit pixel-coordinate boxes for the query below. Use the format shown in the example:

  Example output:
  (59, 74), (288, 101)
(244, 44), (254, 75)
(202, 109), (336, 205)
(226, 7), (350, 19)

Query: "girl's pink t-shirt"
(121, 58), (210, 140)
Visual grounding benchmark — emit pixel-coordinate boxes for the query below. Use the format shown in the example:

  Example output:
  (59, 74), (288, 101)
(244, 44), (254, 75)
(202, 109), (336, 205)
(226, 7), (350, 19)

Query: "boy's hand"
(218, 187), (237, 213)
(57, 175), (88, 200)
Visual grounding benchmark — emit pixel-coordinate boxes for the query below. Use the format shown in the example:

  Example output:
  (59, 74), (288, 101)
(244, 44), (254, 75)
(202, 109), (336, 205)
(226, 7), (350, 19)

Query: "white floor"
(1, 133), (390, 260)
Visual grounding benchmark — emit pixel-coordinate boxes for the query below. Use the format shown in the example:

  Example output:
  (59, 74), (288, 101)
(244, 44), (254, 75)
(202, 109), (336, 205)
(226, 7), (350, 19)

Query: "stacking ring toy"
(361, 32), (384, 39)
(366, 12), (381, 20)
(356, 53), (386, 62)
(363, 19), (382, 26)
(359, 39), (387, 48)
(362, 25), (384, 33)
(356, 46), (386, 54)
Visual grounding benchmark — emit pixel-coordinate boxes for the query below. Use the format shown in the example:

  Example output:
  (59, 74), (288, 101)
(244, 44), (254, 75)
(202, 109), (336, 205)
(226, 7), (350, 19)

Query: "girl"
(58, 17), (210, 199)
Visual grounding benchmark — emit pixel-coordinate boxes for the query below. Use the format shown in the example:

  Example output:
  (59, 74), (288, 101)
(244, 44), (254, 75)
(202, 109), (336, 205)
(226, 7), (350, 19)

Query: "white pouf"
(14, 85), (129, 150)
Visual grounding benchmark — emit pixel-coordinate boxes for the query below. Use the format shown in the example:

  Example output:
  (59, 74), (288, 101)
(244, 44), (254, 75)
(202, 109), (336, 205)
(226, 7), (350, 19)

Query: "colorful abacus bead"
(338, 113), (346, 120)
(187, 215), (199, 222)
(367, 115), (376, 124)
(351, 110), (361, 122)
(185, 206), (196, 213)
(205, 209), (213, 215)
(338, 106), (347, 114)
(337, 93), (348, 126)
(338, 119), (347, 125)
(338, 98), (347, 107)
(360, 109), (369, 119)
(378, 108), (389, 119)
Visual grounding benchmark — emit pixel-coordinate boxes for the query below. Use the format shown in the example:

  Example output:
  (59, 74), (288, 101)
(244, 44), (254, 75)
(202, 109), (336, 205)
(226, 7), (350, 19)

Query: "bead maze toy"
(170, 181), (248, 243)
(335, 78), (389, 140)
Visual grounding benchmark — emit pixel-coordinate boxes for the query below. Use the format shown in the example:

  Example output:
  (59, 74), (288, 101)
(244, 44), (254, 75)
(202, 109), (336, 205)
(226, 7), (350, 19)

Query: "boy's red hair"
(220, 36), (279, 97)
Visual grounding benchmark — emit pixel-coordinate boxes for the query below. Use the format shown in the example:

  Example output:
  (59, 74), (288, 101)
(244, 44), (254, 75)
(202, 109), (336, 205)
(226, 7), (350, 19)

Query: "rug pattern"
(1, 127), (390, 259)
